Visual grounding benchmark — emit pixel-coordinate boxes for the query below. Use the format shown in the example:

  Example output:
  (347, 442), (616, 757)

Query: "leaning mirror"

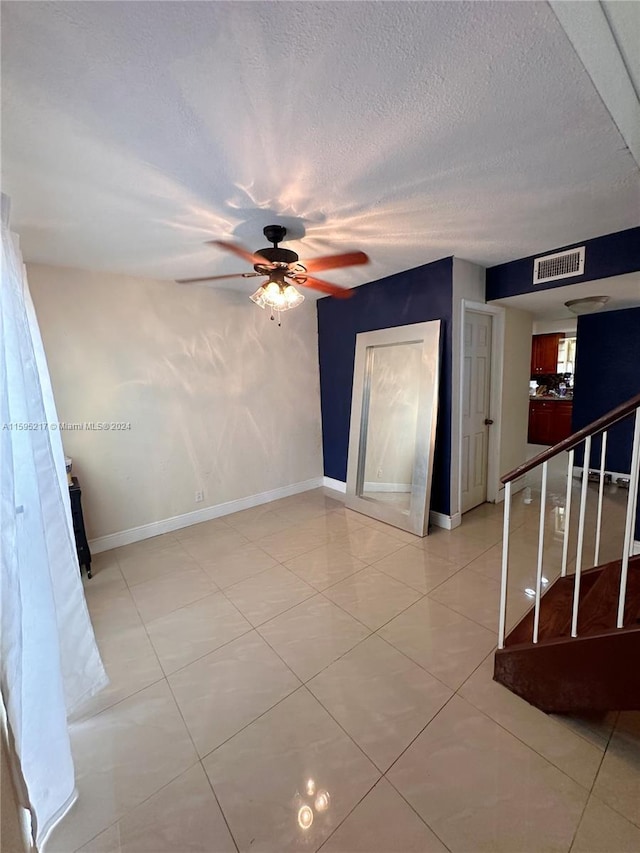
(345, 321), (441, 536)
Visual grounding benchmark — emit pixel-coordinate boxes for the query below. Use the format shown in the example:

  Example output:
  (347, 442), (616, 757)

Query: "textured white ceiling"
(602, 1), (640, 99)
(2, 1), (639, 291)
(493, 272), (640, 320)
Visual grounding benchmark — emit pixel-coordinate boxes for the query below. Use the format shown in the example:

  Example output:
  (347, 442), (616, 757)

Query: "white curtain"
(1, 198), (107, 850)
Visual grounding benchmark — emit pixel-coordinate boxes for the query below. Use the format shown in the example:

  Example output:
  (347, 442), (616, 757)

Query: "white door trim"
(458, 300), (505, 513)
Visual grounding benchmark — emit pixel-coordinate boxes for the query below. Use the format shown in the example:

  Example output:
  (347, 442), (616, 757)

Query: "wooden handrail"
(502, 391), (640, 484)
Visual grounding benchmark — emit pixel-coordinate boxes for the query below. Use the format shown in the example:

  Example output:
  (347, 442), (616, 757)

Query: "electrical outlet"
(195, 490), (204, 502)
(377, 468), (383, 479)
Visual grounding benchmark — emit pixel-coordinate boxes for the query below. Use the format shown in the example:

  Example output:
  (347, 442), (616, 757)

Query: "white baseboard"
(322, 476), (347, 493)
(89, 477), (323, 553)
(572, 467), (630, 482)
(429, 511), (461, 530)
(363, 482), (412, 493)
(633, 540), (640, 556)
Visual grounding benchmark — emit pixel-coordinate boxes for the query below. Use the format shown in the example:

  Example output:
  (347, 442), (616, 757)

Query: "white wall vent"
(533, 247), (585, 284)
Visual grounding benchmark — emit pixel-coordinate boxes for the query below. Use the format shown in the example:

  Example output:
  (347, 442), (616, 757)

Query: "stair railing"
(498, 392), (640, 649)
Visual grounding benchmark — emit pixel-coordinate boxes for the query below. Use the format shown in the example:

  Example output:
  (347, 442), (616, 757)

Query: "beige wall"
(28, 265), (323, 539)
(499, 306), (534, 488)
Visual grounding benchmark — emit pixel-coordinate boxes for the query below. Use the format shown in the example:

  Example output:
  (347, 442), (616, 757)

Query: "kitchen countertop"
(529, 396), (573, 402)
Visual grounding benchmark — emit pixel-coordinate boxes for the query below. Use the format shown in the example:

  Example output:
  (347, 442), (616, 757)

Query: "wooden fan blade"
(304, 251), (369, 273)
(207, 240), (273, 267)
(176, 272), (262, 284)
(289, 275), (353, 299)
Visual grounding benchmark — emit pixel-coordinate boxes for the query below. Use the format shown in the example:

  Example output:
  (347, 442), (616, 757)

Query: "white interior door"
(462, 311), (492, 513)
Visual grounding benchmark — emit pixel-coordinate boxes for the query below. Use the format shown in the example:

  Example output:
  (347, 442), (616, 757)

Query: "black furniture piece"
(69, 476), (92, 578)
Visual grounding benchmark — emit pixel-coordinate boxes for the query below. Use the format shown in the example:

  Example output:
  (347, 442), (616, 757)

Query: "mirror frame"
(345, 320), (441, 536)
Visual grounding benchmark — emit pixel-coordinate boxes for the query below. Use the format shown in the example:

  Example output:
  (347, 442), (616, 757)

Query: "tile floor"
(48, 463), (640, 852)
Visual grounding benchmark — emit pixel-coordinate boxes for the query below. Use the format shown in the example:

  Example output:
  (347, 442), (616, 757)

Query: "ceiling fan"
(177, 225), (369, 321)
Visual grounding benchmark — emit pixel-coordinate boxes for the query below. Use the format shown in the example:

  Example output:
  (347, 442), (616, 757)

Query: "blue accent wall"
(573, 307), (640, 538)
(316, 257), (453, 516)
(486, 228), (640, 301)
(573, 307), (640, 472)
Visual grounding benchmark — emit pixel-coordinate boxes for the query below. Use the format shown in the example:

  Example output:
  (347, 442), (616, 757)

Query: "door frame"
(457, 300), (505, 514)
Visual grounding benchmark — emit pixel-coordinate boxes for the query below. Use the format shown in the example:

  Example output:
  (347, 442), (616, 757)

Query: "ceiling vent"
(533, 247), (585, 284)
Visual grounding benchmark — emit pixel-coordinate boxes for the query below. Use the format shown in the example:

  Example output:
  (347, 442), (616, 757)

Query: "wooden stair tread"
(504, 556), (640, 647)
(577, 555), (640, 635)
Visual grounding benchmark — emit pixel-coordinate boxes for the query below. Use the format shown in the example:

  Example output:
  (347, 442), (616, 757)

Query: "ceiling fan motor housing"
(254, 224), (300, 271)
(263, 224), (287, 245)
(254, 246), (299, 267)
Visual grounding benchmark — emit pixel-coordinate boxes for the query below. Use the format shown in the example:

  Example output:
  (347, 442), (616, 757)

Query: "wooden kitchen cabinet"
(551, 402), (574, 444)
(531, 333), (563, 375)
(528, 400), (573, 445)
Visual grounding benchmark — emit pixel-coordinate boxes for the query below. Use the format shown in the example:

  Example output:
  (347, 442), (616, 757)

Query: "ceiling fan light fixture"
(564, 295), (610, 315)
(249, 280), (305, 313)
(249, 286), (268, 309)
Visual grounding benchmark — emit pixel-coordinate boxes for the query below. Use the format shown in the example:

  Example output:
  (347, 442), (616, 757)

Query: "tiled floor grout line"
(313, 777), (383, 853)
(111, 522), (254, 851)
(159, 624), (256, 678)
(323, 525), (615, 851)
(69, 758), (204, 853)
(566, 713), (622, 852)
(361, 636), (605, 850)
(160, 664), (244, 853)
(452, 660), (600, 797)
(256, 613), (374, 680)
(380, 774), (454, 853)
(77, 492), (636, 852)
(381, 690), (460, 847)
(90, 520), (497, 722)
(180, 599), (454, 853)
(193, 675), (388, 846)
(92, 538), (397, 714)
(315, 583), (422, 633)
(199, 758), (241, 853)
(195, 679), (303, 763)
(548, 708), (620, 754)
(453, 647), (623, 796)
(372, 631), (458, 694)
(582, 712), (640, 832)
(71, 671), (167, 724)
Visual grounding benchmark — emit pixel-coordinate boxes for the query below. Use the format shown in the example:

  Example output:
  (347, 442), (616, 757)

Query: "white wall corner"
(633, 540), (640, 557)
(89, 477), (323, 553)
(322, 476), (347, 493)
(429, 510), (461, 531)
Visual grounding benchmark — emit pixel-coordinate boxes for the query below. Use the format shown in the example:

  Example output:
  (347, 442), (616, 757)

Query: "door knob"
(484, 418), (494, 426)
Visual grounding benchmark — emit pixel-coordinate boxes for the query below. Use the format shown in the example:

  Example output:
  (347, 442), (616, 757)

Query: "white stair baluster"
(561, 448), (574, 578)
(498, 480), (512, 650)
(533, 461), (548, 644)
(594, 431), (608, 567)
(571, 435), (591, 638)
(617, 410), (640, 628)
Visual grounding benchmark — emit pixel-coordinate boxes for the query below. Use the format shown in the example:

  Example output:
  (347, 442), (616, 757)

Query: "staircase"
(494, 392), (640, 713)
